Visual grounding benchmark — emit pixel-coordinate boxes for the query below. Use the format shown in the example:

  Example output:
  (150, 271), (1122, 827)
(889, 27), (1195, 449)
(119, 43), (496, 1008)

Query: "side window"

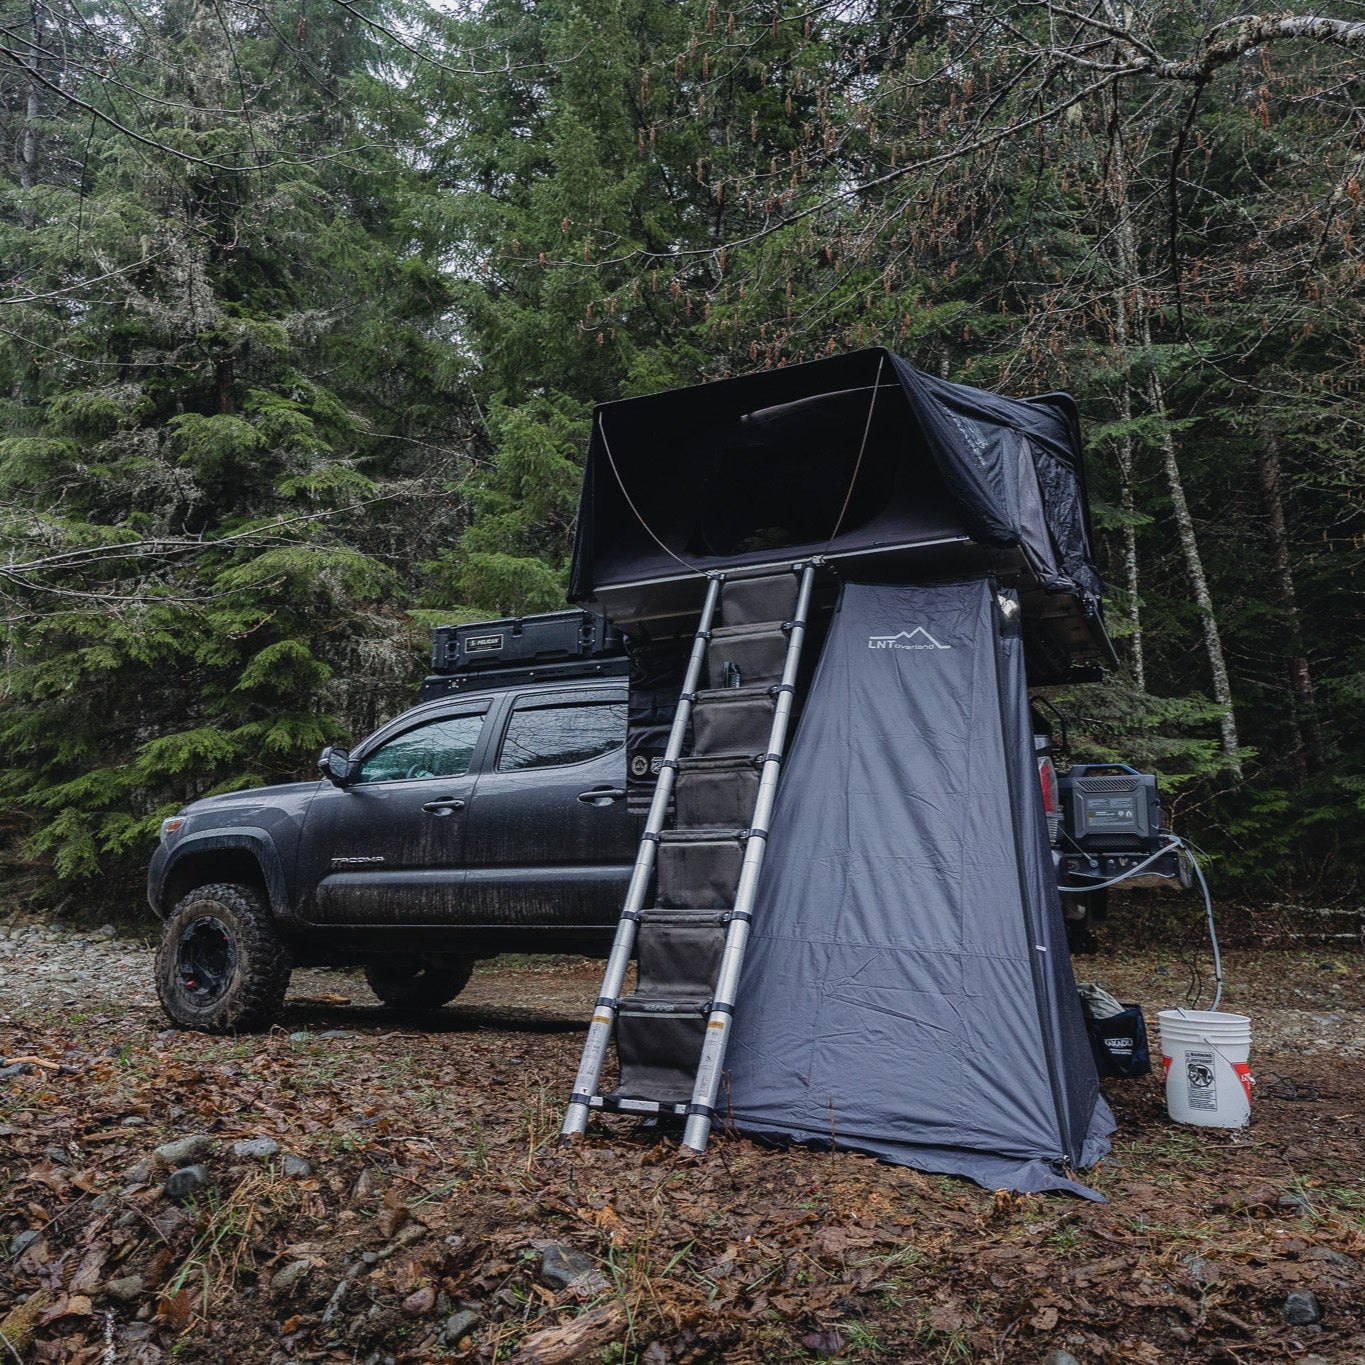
(357, 713), (485, 784)
(498, 701), (626, 773)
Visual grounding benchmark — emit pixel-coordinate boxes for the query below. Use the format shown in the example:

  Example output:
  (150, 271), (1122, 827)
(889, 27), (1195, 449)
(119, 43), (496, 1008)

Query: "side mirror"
(318, 746), (354, 787)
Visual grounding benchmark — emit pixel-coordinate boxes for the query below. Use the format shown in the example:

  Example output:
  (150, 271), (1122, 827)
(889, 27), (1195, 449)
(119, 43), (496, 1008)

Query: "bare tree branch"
(0, 494), (428, 583)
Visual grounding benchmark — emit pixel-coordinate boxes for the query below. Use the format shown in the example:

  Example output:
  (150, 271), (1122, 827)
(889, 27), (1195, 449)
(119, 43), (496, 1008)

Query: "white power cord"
(1059, 833), (1222, 1012)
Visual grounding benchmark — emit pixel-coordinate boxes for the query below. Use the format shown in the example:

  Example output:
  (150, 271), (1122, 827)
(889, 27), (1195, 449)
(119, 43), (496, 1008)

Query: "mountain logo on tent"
(868, 627), (952, 651)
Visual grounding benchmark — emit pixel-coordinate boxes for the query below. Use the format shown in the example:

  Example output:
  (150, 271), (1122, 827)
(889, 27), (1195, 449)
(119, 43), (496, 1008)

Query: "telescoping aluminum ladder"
(561, 562), (818, 1153)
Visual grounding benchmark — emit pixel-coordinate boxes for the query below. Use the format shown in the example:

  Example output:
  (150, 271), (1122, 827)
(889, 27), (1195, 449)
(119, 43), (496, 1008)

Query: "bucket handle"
(1192, 1036), (1255, 1085)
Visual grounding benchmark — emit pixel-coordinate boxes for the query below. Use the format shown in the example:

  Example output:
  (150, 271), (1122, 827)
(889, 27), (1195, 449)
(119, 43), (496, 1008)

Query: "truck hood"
(176, 780), (321, 823)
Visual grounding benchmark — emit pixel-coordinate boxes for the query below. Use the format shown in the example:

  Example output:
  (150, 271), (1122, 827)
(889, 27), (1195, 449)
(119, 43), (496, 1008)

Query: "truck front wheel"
(364, 958), (473, 1011)
(155, 883), (291, 1032)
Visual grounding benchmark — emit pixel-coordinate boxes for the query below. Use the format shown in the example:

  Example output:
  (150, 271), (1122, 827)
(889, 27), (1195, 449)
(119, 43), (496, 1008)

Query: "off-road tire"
(155, 883), (291, 1032)
(364, 958), (473, 1011)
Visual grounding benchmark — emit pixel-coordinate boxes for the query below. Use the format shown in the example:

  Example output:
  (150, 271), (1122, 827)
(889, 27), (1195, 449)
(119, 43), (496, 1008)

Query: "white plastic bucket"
(1157, 1009), (1252, 1128)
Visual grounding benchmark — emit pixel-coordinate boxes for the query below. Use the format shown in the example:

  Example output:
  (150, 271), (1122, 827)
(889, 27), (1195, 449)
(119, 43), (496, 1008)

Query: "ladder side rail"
(561, 572), (724, 1141)
(682, 561), (818, 1152)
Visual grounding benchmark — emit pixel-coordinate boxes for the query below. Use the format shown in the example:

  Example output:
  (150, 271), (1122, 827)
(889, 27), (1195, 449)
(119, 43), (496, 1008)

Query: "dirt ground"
(1, 922), (1363, 1364)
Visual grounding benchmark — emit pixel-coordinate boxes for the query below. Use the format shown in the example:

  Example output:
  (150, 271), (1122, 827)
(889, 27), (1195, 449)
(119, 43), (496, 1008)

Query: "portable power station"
(1057, 765), (1190, 890)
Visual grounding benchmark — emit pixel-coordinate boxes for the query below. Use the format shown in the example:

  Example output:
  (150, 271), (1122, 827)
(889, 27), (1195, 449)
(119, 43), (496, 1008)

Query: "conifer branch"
(0, 34), (386, 172)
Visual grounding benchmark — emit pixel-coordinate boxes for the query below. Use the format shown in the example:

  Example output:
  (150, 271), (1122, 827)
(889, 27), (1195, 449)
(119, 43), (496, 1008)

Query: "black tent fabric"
(570, 348), (1102, 628)
(883, 353), (1098, 599)
(725, 578), (1114, 1198)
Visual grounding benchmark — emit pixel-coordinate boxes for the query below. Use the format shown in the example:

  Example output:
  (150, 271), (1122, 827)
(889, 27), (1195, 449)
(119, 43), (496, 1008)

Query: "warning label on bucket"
(1185, 1048), (1217, 1111)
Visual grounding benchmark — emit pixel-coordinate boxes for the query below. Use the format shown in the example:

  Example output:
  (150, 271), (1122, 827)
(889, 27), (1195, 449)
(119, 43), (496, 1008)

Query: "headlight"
(161, 817), (186, 840)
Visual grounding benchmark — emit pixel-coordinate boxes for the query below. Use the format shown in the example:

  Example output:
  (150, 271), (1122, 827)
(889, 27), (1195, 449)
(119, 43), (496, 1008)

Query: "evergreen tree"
(418, 0), (860, 612)
(0, 0), (473, 902)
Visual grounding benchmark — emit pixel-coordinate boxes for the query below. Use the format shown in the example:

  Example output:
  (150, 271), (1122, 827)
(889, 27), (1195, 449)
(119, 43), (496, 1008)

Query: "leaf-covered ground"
(2, 943), (1363, 1363)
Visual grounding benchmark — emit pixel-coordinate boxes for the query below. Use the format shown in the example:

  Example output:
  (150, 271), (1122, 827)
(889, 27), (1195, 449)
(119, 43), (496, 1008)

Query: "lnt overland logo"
(868, 627), (952, 651)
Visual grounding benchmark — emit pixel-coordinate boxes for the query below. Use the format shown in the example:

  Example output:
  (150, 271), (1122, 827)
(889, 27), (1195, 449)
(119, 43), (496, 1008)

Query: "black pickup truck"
(149, 671), (636, 1031)
(147, 608), (1170, 1032)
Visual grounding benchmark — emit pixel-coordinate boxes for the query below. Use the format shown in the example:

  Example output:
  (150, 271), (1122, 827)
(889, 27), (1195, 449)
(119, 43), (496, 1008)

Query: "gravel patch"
(0, 921), (159, 1016)
(0, 917), (1360, 1066)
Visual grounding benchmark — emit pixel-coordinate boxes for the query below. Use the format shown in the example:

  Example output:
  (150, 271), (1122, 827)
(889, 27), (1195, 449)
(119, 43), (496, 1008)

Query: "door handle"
(422, 798), (466, 814)
(577, 787), (626, 805)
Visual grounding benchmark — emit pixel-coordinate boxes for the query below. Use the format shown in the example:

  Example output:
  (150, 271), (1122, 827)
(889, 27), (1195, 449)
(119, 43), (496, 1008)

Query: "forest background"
(2, 0), (1363, 915)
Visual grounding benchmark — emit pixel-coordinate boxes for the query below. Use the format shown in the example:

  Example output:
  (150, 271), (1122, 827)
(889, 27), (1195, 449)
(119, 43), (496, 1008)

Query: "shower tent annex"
(722, 577), (1114, 1196)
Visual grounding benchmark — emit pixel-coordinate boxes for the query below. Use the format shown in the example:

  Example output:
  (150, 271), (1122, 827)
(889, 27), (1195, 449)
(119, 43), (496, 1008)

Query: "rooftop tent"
(724, 578), (1115, 1196)
(569, 347), (1114, 680)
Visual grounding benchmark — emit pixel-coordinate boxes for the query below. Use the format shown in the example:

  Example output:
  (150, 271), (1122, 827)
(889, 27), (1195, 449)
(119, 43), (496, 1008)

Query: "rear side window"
(498, 700), (626, 772)
(357, 713), (486, 784)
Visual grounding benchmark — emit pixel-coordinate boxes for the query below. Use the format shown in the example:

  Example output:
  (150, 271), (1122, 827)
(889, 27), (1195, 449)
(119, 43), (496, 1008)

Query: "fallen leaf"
(1029, 1305), (1059, 1331)
(69, 1245), (108, 1295)
(1213, 1183), (1281, 1215)
(578, 1205), (627, 1245)
(37, 1297), (71, 1326)
(800, 1328), (846, 1356)
(156, 1288), (193, 1331)
(812, 1225), (876, 1257)
(926, 1304), (965, 1332)
(16, 1235), (48, 1272)
(378, 1199), (408, 1240)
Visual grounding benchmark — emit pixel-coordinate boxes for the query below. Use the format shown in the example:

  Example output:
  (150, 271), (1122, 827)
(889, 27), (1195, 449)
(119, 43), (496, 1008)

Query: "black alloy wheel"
(175, 915), (237, 1003)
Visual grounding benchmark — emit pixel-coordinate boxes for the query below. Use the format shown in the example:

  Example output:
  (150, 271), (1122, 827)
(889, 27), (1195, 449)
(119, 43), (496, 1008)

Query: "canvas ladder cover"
(725, 578), (1115, 1197)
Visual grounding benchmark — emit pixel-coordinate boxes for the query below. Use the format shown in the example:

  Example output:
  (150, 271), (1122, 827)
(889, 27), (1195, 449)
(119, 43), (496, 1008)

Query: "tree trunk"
(17, 2), (44, 227)
(19, 6), (43, 177)
(215, 358), (237, 414)
(1105, 86), (1145, 689)
(1108, 280), (1145, 690)
(20, 81), (41, 189)
(1144, 358), (1242, 777)
(1113, 377), (1144, 691)
(1254, 426), (1320, 776)
(1106, 77), (1241, 777)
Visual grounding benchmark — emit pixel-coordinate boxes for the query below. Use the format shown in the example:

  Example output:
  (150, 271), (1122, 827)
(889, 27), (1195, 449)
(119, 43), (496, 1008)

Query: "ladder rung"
(675, 754), (761, 772)
(656, 827), (748, 844)
(590, 1095), (690, 1116)
(710, 621), (791, 639)
(635, 908), (733, 927)
(692, 685), (778, 702)
(617, 994), (710, 1018)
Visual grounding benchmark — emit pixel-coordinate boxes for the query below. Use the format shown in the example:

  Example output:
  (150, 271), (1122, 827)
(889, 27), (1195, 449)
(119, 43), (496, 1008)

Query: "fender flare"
(152, 829), (292, 923)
